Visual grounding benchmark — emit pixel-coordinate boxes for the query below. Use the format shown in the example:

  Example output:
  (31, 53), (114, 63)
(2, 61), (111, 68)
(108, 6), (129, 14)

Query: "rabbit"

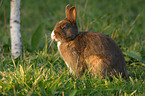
(51, 4), (128, 78)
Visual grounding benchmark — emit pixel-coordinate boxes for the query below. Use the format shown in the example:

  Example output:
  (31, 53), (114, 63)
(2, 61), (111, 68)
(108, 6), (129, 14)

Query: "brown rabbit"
(51, 4), (128, 78)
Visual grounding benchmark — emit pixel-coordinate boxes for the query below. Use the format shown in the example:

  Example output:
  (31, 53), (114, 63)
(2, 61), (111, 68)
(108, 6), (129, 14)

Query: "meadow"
(0, 0), (145, 95)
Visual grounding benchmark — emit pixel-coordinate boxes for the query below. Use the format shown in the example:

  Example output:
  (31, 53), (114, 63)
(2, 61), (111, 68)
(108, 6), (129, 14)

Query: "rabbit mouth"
(51, 30), (59, 41)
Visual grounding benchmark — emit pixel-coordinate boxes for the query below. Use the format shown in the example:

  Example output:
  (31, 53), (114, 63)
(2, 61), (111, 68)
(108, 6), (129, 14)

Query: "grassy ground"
(0, 0), (145, 95)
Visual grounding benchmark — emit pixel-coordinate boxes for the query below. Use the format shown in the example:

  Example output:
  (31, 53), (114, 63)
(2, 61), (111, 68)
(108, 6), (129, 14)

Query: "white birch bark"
(10, 0), (22, 59)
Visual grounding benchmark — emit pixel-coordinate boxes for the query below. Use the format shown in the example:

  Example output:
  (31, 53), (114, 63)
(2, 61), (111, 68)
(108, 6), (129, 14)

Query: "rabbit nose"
(51, 30), (55, 40)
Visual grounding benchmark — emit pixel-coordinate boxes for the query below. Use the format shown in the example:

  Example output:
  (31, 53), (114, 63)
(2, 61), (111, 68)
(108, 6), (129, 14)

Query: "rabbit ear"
(65, 4), (71, 16)
(65, 5), (77, 23)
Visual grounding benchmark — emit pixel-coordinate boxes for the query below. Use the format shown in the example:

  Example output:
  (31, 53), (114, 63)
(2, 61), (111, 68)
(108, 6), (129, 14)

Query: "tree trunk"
(10, 0), (22, 59)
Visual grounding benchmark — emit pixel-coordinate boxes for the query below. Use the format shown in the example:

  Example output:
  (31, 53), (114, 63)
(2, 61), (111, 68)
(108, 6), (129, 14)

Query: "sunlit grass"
(0, 50), (145, 95)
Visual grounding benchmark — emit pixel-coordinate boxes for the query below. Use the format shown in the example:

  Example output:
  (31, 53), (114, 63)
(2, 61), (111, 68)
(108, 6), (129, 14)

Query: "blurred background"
(0, 0), (145, 61)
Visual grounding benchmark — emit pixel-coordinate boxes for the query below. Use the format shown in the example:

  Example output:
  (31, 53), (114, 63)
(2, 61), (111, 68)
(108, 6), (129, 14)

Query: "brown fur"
(51, 4), (128, 78)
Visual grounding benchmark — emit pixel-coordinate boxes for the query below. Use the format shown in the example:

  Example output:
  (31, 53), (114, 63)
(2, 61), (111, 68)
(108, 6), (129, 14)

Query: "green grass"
(0, 51), (145, 95)
(0, 0), (145, 95)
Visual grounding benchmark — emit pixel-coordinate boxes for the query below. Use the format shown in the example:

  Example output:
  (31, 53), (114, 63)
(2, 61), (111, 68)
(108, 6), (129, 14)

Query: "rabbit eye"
(61, 24), (69, 30)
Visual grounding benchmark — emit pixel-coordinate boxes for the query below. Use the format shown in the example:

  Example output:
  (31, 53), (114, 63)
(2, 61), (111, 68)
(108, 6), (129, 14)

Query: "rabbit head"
(51, 4), (78, 42)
